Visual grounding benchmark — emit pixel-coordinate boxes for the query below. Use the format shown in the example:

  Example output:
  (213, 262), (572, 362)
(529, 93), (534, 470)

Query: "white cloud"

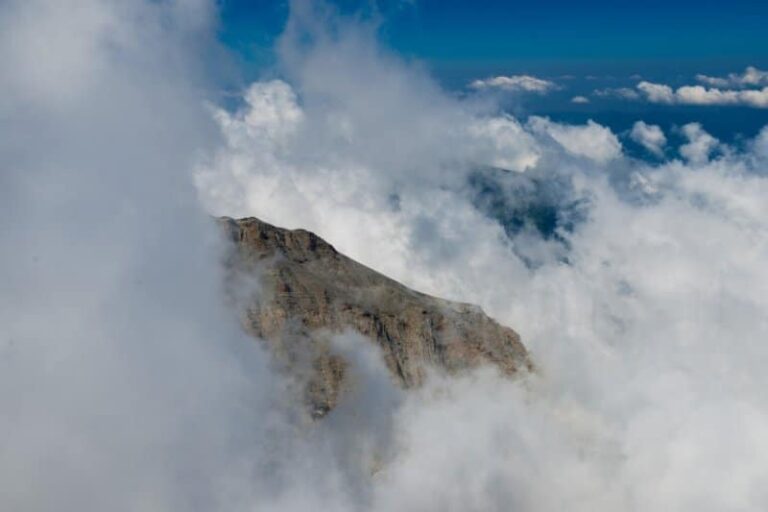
(679, 123), (720, 164)
(528, 117), (622, 164)
(739, 88), (768, 108)
(7, 1), (768, 511)
(0, 1), (289, 511)
(200, 55), (768, 508)
(630, 68), (768, 108)
(195, 7), (768, 509)
(630, 121), (667, 157)
(571, 95), (590, 104)
(637, 80), (768, 108)
(240, 79), (305, 139)
(753, 125), (768, 160)
(468, 115), (542, 171)
(636, 81), (676, 103)
(469, 75), (558, 93)
(593, 87), (641, 100)
(696, 66), (768, 88)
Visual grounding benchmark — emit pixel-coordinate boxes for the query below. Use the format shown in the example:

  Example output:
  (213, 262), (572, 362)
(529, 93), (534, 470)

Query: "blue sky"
(220, 0), (768, 74)
(218, 0), (768, 140)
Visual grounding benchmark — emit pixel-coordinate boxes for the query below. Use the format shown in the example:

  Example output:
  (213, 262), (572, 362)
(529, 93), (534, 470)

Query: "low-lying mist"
(2, 1), (767, 511)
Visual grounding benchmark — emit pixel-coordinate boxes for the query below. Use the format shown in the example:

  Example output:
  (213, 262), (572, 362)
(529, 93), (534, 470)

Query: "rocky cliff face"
(219, 216), (531, 417)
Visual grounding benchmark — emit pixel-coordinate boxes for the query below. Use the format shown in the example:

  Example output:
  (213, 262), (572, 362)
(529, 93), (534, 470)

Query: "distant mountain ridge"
(219, 216), (531, 417)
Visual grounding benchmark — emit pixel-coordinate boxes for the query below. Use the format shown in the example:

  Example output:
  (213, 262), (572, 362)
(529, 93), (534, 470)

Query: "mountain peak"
(220, 216), (531, 417)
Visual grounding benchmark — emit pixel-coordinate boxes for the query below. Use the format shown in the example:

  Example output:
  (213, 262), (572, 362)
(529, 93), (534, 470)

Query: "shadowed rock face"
(219, 216), (531, 417)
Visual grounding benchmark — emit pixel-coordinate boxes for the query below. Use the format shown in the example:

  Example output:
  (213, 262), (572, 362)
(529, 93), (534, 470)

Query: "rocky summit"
(219, 216), (531, 417)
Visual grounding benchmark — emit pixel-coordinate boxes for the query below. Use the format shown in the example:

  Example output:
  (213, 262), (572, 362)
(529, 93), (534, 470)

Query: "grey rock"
(219, 216), (531, 417)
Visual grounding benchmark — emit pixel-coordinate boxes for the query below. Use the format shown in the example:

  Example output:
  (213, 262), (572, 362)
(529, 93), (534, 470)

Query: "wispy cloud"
(593, 87), (641, 100)
(469, 74), (558, 93)
(6, 1), (768, 511)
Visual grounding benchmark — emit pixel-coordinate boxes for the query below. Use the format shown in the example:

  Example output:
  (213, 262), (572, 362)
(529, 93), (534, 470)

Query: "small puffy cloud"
(571, 95), (590, 104)
(696, 66), (768, 88)
(679, 123), (720, 164)
(637, 80), (768, 108)
(630, 121), (667, 157)
(637, 81), (676, 104)
(528, 117), (622, 164)
(469, 75), (557, 93)
(593, 87), (641, 100)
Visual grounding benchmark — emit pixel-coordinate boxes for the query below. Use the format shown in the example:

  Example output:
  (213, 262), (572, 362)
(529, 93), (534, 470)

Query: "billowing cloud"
(630, 121), (667, 157)
(527, 117), (622, 164)
(195, 5), (768, 511)
(468, 115), (542, 171)
(0, 0), (288, 510)
(6, 1), (768, 511)
(469, 74), (558, 93)
(199, 52), (768, 509)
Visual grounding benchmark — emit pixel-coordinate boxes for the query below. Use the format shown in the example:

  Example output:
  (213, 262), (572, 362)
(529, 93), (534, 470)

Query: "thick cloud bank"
(0, 1), (291, 510)
(4, 1), (768, 511)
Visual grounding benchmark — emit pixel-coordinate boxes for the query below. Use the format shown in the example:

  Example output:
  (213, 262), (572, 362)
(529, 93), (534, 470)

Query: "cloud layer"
(195, 5), (768, 510)
(4, 1), (768, 511)
(0, 1), (286, 510)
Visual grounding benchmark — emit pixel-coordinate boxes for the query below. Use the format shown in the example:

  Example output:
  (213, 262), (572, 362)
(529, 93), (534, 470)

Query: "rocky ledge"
(219, 216), (531, 417)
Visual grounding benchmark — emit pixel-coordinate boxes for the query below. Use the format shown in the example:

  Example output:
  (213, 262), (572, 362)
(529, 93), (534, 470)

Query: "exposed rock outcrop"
(219, 216), (531, 417)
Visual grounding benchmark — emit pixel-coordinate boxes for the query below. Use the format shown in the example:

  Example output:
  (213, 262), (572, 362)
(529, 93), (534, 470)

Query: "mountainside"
(219, 216), (531, 417)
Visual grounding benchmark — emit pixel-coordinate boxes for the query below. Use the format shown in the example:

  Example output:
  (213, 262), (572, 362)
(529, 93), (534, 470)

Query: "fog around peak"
(2, 1), (768, 511)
